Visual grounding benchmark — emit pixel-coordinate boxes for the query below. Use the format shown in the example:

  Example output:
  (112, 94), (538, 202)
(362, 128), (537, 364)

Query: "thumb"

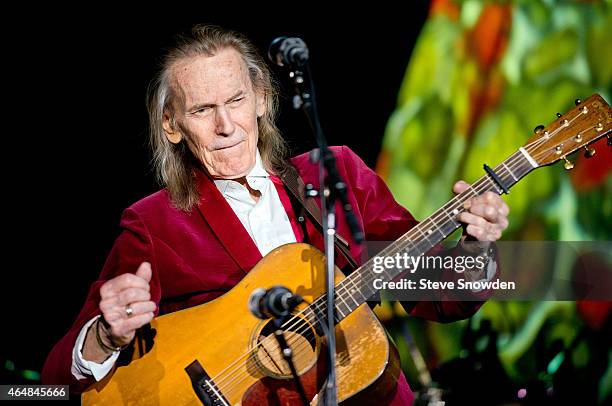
(453, 180), (470, 195)
(135, 261), (152, 283)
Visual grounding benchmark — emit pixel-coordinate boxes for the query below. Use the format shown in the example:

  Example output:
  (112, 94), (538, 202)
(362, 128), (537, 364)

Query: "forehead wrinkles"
(169, 51), (253, 110)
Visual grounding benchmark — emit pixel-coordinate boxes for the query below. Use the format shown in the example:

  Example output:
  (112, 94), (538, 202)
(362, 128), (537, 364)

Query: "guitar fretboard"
(302, 150), (536, 325)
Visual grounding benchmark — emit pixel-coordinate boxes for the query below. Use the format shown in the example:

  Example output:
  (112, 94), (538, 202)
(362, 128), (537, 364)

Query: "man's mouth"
(215, 140), (244, 151)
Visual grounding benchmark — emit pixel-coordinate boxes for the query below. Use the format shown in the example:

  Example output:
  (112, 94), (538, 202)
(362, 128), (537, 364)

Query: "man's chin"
(203, 146), (254, 177)
(215, 172), (249, 180)
(208, 163), (253, 179)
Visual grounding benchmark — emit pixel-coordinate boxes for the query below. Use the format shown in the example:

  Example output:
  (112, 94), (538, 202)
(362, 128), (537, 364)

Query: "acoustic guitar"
(82, 94), (611, 405)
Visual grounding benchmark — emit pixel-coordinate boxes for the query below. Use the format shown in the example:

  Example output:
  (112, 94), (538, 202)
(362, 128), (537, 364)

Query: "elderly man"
(42, 25), (509, 405)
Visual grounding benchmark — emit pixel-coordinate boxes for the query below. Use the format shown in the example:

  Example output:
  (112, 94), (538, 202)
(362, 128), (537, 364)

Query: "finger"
(135, 262), (152, 283)
(498, 216), (509, 231)
(465, 222), (503, 241)
(453, 180), (470, 194)
(101, 309), (124, 325)
(117, 288), (151, 306)
(498, 200), (510, 218)
(465, 203), (500, 223)
(99, 297), (119, 315)
(467, 191), (498, 206)
(126, 300), (157, 316)
(100, 273), (150, 298)
(100, 287), (151, 310)
(465, 224), (489, 241)
(108, 312), (155, 339)
(115, 312), (155, 335)
(457, 211), (489, 229)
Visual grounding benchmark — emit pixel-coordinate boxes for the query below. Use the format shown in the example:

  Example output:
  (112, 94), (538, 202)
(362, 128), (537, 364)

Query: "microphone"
(267, 37), (309, 67)
(248, 286), (304, 319)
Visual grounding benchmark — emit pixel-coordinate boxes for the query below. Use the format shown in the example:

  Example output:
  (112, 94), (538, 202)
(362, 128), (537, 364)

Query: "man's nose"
(214, 106), (235, 136)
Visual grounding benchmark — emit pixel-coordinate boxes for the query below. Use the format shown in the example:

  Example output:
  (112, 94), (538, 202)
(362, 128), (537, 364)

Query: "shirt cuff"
(71, 315), (120, 381)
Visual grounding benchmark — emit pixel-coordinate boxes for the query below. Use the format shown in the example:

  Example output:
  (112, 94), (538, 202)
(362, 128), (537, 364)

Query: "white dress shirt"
(213, 150), (297, 256)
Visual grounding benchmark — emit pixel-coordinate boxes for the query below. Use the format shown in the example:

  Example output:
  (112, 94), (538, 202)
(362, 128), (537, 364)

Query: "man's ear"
(162, 112), (182, 144)
(255, 91), (266, 118)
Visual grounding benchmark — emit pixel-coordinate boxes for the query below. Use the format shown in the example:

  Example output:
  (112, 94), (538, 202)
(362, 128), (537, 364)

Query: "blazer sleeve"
(338, 145), (493, 322)
(41, 208), (162, 394)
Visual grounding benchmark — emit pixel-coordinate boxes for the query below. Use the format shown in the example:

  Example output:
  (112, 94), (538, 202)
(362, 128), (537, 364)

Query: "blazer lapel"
(194, 170), (262, 274)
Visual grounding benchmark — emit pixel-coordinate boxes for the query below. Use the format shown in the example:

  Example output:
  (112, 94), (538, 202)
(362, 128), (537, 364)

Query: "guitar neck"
(307, 149), (537, 324)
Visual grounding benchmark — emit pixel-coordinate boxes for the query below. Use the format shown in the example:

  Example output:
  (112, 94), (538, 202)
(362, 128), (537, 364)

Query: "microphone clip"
(248, 286), (303, 320)
(268, 36), (309, 68)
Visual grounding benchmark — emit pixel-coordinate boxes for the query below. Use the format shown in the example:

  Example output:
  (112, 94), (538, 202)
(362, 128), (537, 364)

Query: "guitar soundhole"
(250, 314), (320, 379)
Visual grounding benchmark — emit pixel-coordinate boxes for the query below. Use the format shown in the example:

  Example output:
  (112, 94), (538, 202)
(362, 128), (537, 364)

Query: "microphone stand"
(280, 61), (364, 405)
(274, 319), (310, 406)
(273, 316), (309, 406)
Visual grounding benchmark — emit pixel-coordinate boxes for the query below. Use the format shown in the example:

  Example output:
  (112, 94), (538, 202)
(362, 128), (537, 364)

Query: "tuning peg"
(583, 146), (596, 158)
(556, 113), (562, 118)
(534, 125), (545, 134)
(563, 157), (574, 170)
(575, 98), (582, 105)
(607, 134), (611, 146)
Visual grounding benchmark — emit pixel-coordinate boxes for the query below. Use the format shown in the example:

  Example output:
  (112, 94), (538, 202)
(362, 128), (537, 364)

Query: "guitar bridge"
(185, 359), (230, 406)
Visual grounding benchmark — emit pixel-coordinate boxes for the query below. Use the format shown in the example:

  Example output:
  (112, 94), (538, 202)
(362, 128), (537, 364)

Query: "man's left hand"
(453, 180), (509, 242)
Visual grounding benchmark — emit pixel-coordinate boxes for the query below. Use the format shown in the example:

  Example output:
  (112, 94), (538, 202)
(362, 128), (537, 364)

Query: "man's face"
(164, 48), (265, 178)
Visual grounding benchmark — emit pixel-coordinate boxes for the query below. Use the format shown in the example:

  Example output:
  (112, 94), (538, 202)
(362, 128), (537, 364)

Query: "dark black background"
(2, 4), (429, 384)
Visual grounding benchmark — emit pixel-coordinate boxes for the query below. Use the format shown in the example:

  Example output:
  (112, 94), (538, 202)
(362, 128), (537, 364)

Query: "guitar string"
(210, 117), (595, 394)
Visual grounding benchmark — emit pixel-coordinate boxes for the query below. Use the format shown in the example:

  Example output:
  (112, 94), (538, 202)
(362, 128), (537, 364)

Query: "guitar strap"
(280, 164), (359, 273)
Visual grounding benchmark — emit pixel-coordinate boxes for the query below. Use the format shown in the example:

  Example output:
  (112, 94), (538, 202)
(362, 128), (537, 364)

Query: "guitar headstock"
(524, 94), (611, 168)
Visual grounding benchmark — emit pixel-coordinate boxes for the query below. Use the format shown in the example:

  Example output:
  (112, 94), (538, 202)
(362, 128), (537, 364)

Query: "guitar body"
(82, 243), (401, 405)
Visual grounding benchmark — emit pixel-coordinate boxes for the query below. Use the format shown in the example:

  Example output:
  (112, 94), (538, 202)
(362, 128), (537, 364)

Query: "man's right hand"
(97, 262), (156, 348)
(81, 262), (156, 363)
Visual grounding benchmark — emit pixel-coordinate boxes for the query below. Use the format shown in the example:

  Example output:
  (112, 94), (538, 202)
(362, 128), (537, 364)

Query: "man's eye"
(231, 97), (245, 104)
(194, 107), (211, 114)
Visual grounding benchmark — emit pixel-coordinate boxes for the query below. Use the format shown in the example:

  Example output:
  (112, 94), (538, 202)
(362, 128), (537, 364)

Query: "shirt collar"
(214, 150), (269, 194)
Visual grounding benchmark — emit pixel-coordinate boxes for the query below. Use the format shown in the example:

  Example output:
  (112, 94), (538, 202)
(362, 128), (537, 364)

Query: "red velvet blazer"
(42, 146), (487, 396)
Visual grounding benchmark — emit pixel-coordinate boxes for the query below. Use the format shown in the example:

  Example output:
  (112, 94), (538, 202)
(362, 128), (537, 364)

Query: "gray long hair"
(147, 24), (288, 211)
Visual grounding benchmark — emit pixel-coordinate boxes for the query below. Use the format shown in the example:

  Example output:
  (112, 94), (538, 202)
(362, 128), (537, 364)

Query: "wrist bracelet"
(95, 317), (128, 353)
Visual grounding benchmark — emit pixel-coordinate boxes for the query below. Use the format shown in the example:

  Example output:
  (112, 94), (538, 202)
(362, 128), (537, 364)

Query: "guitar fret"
(437, 215), (460, 237)
(356, 271), (377, 301)
(490, 180), (502, 195)
(336, 300), (347, 319)
(468, 184), (479, 197)
(430, 218), (448, 239)
(345, 278), (362, 307)
(444, 205), (461, 222)
(502, 162), (518, 181)
(414, 224), (431, 243)
(347, 293), (360, 308)
(337, 290), (350, 312)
